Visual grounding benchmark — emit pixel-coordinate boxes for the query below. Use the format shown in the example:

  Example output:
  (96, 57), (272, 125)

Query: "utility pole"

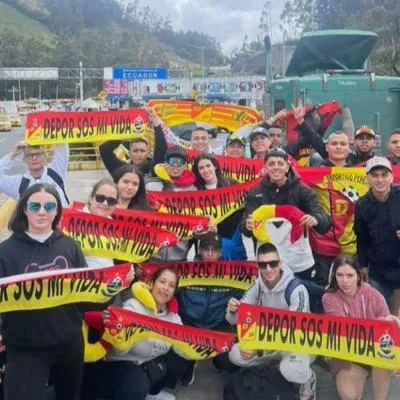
(79, 61), (84, 101)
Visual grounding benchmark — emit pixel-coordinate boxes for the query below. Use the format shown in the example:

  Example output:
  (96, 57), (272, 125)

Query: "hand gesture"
(144, 106), (162, 127)
(227, 298), (240, 313)
(292, 99), (306, 125)
(9, 141), (27, 159)
(300, 214), (318, 229)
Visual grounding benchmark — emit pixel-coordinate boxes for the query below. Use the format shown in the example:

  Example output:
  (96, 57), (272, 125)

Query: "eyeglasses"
(25, 152), (44, 159)
(166, 156), (186, 167)
(94, 194), (118, 206)
(27, 201), (57, 214)
(257, 260), (280, 269)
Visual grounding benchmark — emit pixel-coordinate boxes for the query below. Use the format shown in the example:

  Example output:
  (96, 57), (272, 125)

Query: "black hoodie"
(0, 231), (87, 349)
(240, 169), (331, 237)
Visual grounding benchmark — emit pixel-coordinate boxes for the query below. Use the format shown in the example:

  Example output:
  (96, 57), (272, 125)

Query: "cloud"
(124, 0), (287, 54)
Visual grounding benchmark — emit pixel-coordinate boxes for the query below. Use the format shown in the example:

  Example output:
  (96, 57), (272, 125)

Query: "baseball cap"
(249, 126), (269, 142)
(199, 232), (222, 249)
(226, 134), (245, 147)
(366, 156), (392, 174)
(355, 126), (376, 138)
(264, 147), (289, 162)
(165, 145), (186, 160)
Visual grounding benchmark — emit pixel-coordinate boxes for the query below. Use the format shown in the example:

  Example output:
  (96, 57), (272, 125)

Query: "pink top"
(322, 282), (389, 320)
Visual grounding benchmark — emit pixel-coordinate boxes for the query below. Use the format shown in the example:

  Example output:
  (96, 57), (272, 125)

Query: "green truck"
(266, 30), (400, 152)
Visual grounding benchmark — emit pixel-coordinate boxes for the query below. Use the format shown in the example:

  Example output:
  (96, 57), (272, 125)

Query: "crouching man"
(225, 243), (317, 400)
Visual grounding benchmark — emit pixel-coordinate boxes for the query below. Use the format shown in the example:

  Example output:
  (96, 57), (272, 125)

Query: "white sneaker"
(146, 390), (176, 400)
(299, 369), (317, 400)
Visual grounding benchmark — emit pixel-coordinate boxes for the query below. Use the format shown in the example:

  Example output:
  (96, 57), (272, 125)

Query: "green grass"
(0, 2), (54, 40)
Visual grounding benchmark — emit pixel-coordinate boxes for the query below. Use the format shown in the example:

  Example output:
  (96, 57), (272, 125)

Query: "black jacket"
(99, 125), (167, 178)
(0, 231), (87, 349)
(355, 187), (400, 284)
(348, 151), (374, 166)
(240, 170), (331, 237)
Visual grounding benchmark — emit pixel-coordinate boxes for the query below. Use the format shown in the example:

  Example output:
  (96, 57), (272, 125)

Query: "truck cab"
(268, 30), (400, 152)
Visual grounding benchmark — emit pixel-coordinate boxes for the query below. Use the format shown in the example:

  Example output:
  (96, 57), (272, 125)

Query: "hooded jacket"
(322, 283), (389, 320)
(0, 231), (87, 348)
(226, 266), (310, 325)
(106, 297), (183, 365)
(355, 186), (400, 284)
(240, 169), (331, 237)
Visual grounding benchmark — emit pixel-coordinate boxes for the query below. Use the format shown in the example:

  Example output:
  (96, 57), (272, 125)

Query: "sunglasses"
(166, 156), (186, 167)
(27, 201), (57, 214)
(257, 260), (280, 269)
(94, 194), (118, 206)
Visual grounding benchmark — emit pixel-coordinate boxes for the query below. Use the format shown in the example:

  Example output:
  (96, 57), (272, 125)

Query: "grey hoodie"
(226, 266), (310, 325)
(106, 298), (183, 365)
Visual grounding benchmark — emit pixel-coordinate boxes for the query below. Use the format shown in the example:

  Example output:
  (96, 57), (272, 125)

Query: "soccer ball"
(342, 186), (360, 202)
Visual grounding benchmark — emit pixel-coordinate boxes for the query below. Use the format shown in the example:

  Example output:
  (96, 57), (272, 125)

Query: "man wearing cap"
(100, 107), (167, 178)
(177, 232), (244, 330)
(241, 147), (331, 284)
(146, 145), (196, 262)
(386, 129), (400, 165)
(249, 127), (271, 160)
(348, 126), (376, 165)
(355, 156), (400, 314)
(225, 135), (246, 158)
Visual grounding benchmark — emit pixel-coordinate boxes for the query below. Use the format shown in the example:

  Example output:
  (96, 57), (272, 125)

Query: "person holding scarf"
(0, 183), (87, 400)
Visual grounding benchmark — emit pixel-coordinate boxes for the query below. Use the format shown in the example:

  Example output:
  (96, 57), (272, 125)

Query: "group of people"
(0, 103), (398, 400)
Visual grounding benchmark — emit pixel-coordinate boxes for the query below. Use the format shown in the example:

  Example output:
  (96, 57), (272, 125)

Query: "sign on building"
(0, 68), (59, 80)
(113, 68), (168, 80)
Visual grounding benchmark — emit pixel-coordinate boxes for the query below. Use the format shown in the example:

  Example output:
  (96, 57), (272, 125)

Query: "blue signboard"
(113, 68), (168, 80)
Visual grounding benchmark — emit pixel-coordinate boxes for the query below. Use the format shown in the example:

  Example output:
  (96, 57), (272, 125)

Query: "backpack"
(223, 366), (296, 400)
(255, 277), (324, 314)
(284, 277), (325, 314)
(19, 168), (70, 205)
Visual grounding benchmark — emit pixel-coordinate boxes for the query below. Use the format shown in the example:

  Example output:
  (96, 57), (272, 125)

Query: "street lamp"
(38, 82), (44, 101)
(186, 44), (205, 89)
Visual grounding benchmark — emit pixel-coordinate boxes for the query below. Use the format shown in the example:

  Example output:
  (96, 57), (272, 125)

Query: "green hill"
(0, 1), (54, 40)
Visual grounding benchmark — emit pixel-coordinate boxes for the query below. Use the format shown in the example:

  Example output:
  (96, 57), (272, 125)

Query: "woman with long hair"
(323, 254), (399, 400)
(82, 267), (192, 400)
(0, 183), (87, 400)
(112, 164), (152, 211)
(192, 153), (246, 261)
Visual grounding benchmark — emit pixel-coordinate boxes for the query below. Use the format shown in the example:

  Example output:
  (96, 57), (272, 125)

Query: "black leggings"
(4, 332), (84, 400)
(81, 349), (192, 400)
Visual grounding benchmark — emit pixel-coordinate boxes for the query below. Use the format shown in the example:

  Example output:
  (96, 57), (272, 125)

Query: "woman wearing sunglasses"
(192, 153), (246, 261)
(112, 165), (152, 211)
(0, 183), (88, 400)
(83, 178), (119, 268)
(323, 255), (400, 400)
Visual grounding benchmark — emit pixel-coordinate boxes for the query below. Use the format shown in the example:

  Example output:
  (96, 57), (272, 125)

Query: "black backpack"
(223, 366), (296, 400)
(19, 168), (70, 205)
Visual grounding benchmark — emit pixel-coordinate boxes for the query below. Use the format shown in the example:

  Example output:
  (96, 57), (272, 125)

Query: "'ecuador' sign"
(113, 68), (168, 80)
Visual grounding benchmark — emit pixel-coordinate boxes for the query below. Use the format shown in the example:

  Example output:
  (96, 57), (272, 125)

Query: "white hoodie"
(226, 265), (310, 325)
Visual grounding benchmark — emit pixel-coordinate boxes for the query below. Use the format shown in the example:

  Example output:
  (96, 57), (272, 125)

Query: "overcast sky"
(122, 0), (286, 55)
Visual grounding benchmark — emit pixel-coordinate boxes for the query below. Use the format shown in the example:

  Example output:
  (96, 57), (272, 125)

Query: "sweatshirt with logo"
(0, 231), (87, 348)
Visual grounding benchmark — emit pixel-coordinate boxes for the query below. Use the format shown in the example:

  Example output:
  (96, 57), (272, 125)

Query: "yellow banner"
(149, 100), (262, 132)
(238, 304), (400, 370)
(25, 109), (150, 145)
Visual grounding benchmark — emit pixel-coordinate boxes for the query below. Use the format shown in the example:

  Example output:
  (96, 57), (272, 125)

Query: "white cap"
(366, 156), (392, 174)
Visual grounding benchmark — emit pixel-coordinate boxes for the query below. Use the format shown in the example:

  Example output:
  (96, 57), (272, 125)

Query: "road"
(1, 127), (400, 399)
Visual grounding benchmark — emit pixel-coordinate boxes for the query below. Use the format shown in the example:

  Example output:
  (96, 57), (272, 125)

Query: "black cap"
(264, 147), (289, 161)
(165, 145), (186, 160)
(199, 232), (222, 249)
(249, 126), (269, 142)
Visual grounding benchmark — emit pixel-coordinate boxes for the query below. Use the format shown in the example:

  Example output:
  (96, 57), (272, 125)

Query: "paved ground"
(0, 131), (399, 399)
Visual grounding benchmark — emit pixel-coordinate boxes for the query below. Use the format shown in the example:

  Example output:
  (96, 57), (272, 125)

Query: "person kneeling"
(225, 243), (317, 400)
(82, 267), (193, 400)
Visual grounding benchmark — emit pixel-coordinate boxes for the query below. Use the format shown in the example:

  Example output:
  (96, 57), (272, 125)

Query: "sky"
(120, 0), (286, 55)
